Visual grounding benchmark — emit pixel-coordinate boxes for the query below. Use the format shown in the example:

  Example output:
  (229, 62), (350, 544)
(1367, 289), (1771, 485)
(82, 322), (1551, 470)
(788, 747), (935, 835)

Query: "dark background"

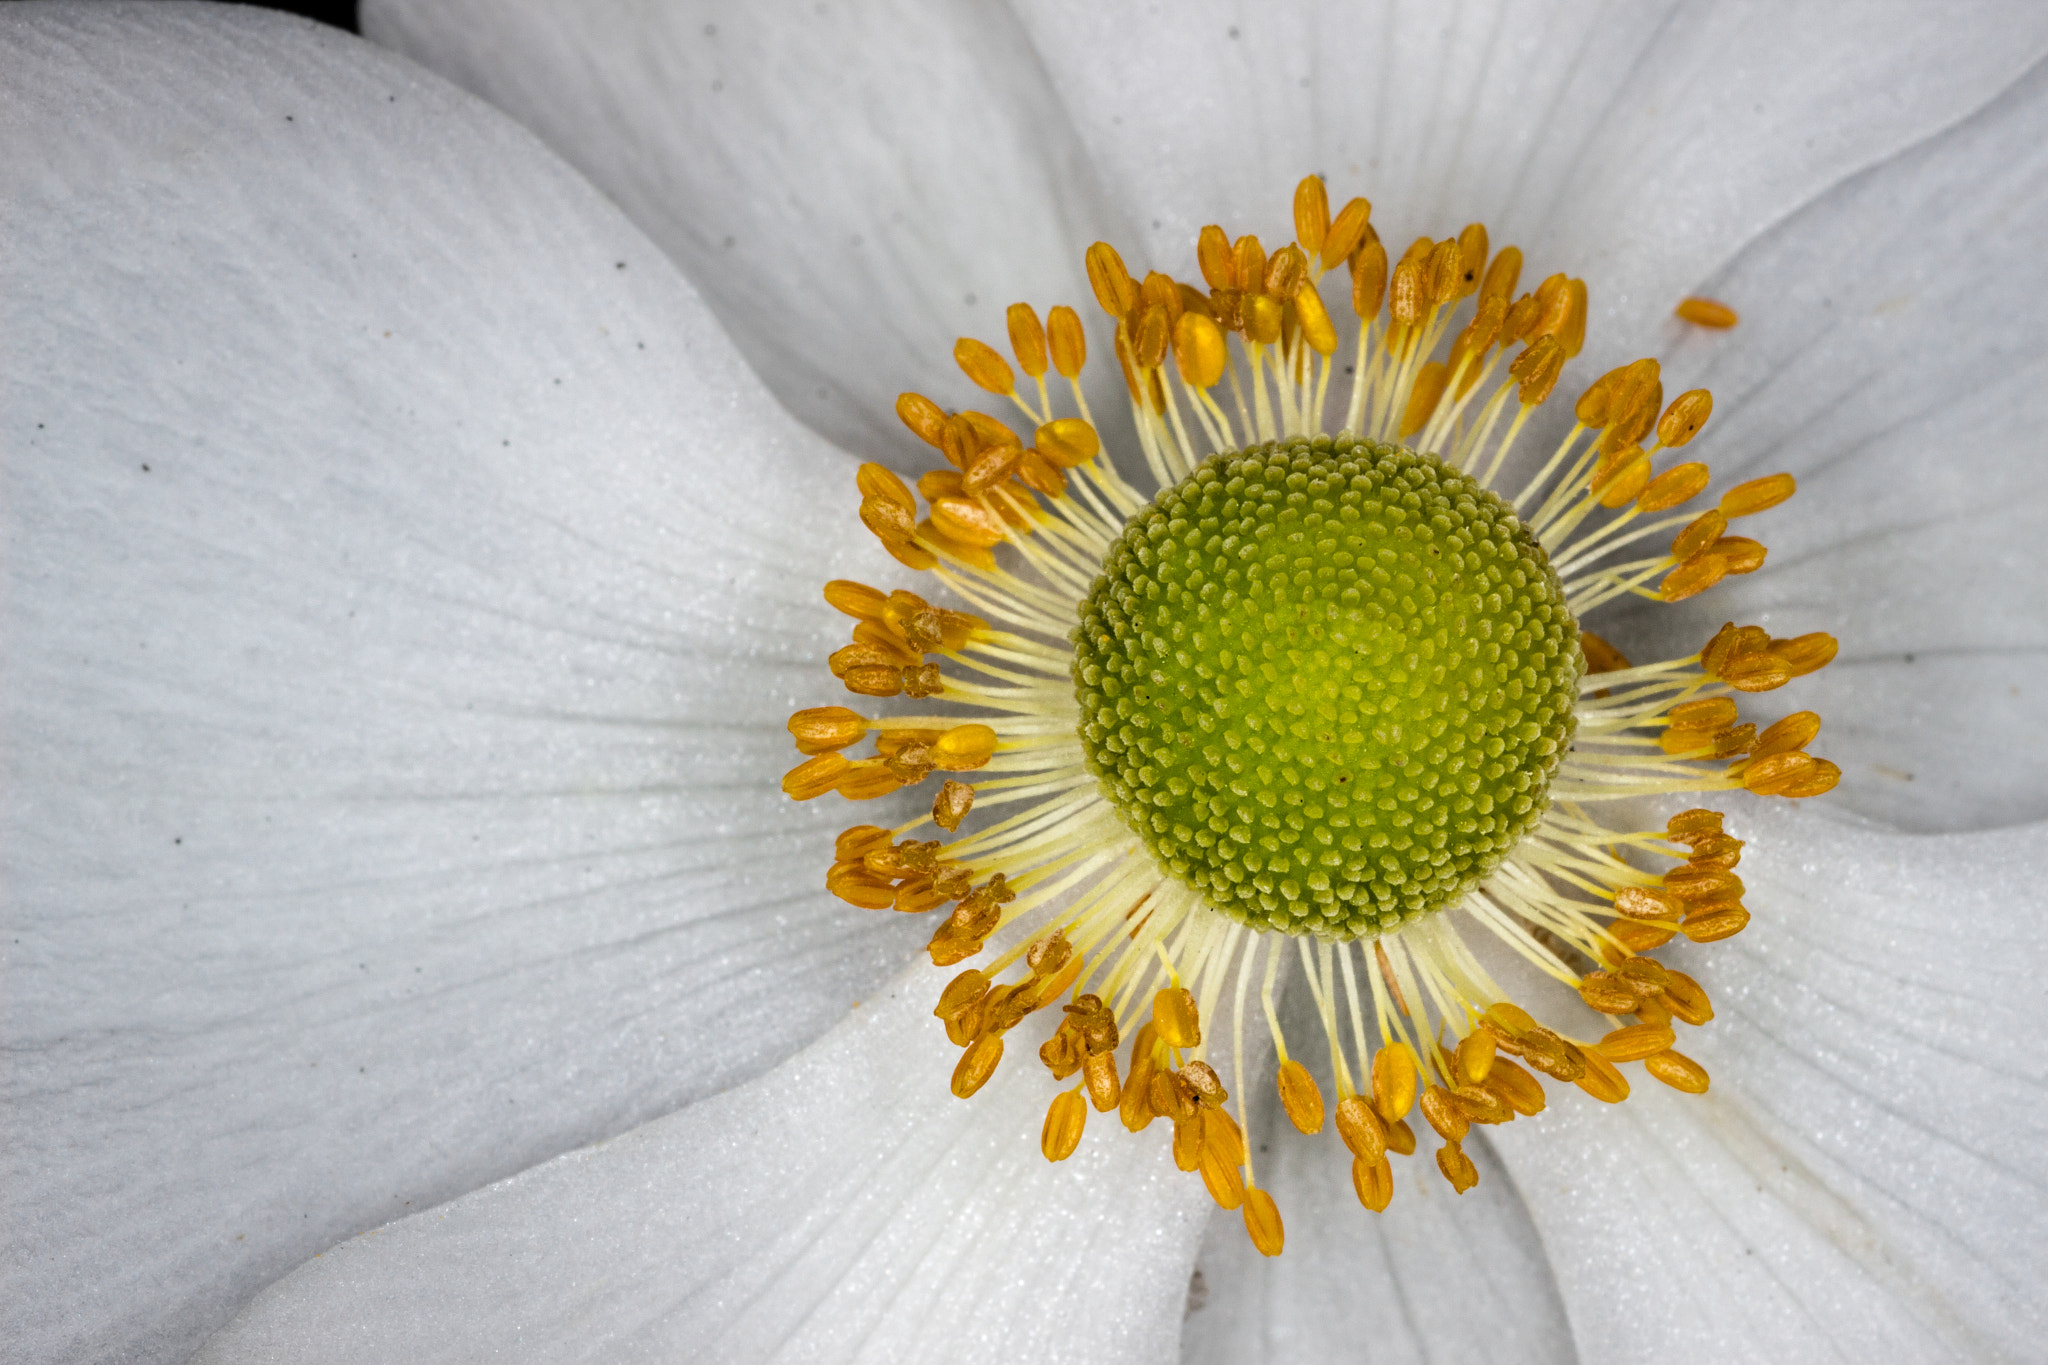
(252, 1), (358, 32)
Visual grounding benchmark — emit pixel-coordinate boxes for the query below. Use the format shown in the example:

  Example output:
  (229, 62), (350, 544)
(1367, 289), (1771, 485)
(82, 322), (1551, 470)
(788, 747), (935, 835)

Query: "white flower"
(3, 3), (2044, 1363)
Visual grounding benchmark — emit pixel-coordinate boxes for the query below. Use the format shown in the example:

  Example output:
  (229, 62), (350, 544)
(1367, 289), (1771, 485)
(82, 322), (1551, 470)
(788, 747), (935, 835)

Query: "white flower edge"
(2, 5), (916, 1361)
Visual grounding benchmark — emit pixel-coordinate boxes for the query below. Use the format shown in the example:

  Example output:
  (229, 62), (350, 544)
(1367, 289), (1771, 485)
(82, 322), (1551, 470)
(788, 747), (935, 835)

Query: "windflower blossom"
(4, 4), (2046, 1363)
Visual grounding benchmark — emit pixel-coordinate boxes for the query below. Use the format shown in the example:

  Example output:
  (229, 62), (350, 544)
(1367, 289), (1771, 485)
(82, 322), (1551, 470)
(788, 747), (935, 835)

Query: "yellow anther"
(1676, 296), (1739, 329)
(1499, 292), (1540, 345)
(1041, 1088), (1087, 1161)
(1153, 985), (1201, 1048)
(1323, 196), (1374, 270)
(1389, 254), (1428, 325)
(1529, 272), (1570, 334)
(951, 1032), (1004, 1098)
(1573, 363), (1632, 427)
(960, 443), (1021, 494)
(1182, 1060), (1228, 1108)
(1581, 629), (1631, 676)
(1240, 293), (1279, 346)
(1744, 751), (1840, 798)
(1263, 244), (1308, 299)
(1084, 241), (1138, 317)
(1335, 1094), (1387, 1162)
(1661, 971), (1715, 1026)
(1660, 554), (1729, 603)
(1511, 336), (1565, 405)
(856, 462), (915, 515)
(1197, 224), (1235, 291)
(834, 826), (894, 865)
(822, 579), (888, 621)
(1234, 234), (1268, 297)
(1140, 270), (1182, 326)
(930, 495), (1007, 548)
(1668, 696), (1739, 731)
(895, 391), (949, 448)
(931, 780), (974, 832)
(1171, 1110), (1204, 1171)
(1200, 1137), (1247, 1211)
(1133, 305), (1171, 369)
(782, 752), (850, 800)
(1644, 1049), (1711, 1093)
(1351, 237), (1389, 318)
(1579, 970), (1643, 1014)
(1293, 279), (1339, 357)
(1593, 446), (1652, 507)
(931, 723), (998, 770)
(1667, 807), (1726, 840)
(1671, 508), (1727, 562)
(1424, 237), (1464, 305)
(834, 760), (905, 801)
(1352, 1154), (1395, 1212)
(1400, 360), (1449, 437)
(1480, 244), (1522, 305)
(1574, 1049), (1631, 1103)
(1419, 1084), (1469, 1142)
(954, 336), (1014, 396)
(1006, 303), (1048, 379)
(1275, 1059), (1325, 1134)
(1080, 1048), (1120, 1111)
(1656, 389), (1714, 447)
(1371, 1042), (1418, 1120)
(1242, 1186), (1285, 1256)
(1556, 279), (1588, 356)
(1173, 311), (1228, 389)
(1435, 1139), (1479, 1194)
(1293, 175), (1331, 258)
(1046, 304), (1087, 378)
(788, 706), (867, 754)
(1721, 472), (1796, 518)
(1596, 1021), (1677, 1062)
(1681, 902), (1752, 941)
(1484, 1058), (1546, 1116)
(1455, 1030), (1497, 1086)
(1452, 222), (1489, 298)
(1638, 461), (1710, 513)
(1774, 632), (1839, 676)
(1035, 417), (1101, 468)
(1711, 535), (1768, 575)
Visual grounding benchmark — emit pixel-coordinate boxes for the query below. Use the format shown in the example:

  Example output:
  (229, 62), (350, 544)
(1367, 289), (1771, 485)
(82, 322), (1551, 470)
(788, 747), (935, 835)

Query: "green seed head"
(1073, 435), (1582, 939)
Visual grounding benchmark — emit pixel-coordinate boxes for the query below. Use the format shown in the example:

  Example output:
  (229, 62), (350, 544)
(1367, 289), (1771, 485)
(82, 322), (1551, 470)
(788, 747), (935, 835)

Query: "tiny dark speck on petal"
(141, 463), (150, 472)
(616, 260), (627, 270)
(1904, 652), (1915, 663)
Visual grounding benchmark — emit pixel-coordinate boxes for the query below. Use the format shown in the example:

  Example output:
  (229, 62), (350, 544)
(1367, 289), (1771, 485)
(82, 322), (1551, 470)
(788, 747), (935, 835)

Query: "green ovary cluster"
(1073, 436), (1582, 938)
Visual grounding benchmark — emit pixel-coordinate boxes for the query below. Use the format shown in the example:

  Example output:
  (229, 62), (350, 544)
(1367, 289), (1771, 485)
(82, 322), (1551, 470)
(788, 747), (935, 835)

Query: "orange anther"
(1573, 363), (1632, 427)
(1263, 244), (1308, 299)
(1720, 473), (1796, 518)
(1352, 1154), (1395, 1212)
(1510, 336), (1565, 405)
(1197, 224), (1236, 291)
(1323, 196), (1374, 271)
(1400, 361), (1449, 437)
(1133, 304), (1171, 369)
(1200, 1135), (1247, 1211)
(1389, 255), (1428, 324)
(954, 337), (1014, 396)
(1242, 1186), (1285, 1256)
(1153, 985), (1201, 1048)
(1234, 234), (1267, 297)
(1656, 389), (1714, 448)
(932, 723), (999, 769)
(1293, 279), (1339, 357)
(1006, 303), (1047, 378)
(961, 444), (1022, 494)
(1436, 1140), (1480, 1194)
(930, 495), (1008, 548)
(788, 706), (867, 754)
(1452, 222), (1489, 298)
(1174, 311), (1229, 388)
(822, 579), (888, 621)
(1644, 1049), (1711, 1092)
(1596, 1021), (1676, 1062)
(1613, 885), (1682, 920)
(1244, 293), (1283, 346)
(1371, 1042), (1418, 1120)
(1046, 304), (1087, 378)
(1574, 1049), (1631, 1104)
(951, 1032), (1004, 1098)
(1660, 970), (1715, 1026)
(782, 752), (850, 801)
(1638, 461), (1711, 513)
(1455, 1030), (1497, 1085)
(1681, 902), (1752, 942)
(1711, 535), (1767, 574)
(835, 760), (905, 801)
(1581, 629), (1631, 675)
(1579, 971), (1643, 1014)
(1041, 1088), (1087, 1161)
(1671, 509), (1728, 562)
(931, 780), (974, 832)
(1676, 297), (1739, 329)
(857, 462), (916, 515)
(1594, 447), (1652, 507)
(1660, 554), (1730, 603)
(1293, 175), (1331, 258)
(1420, 1084), (1469, 1142)
(1334, 1093), (1386, 1161)
(1668, 697), (1739, 731)
(895, 392), (948, 448)
(1773, 632), (1839, 676)
(1479, 244), (1522, 305)
(1350, 237), (1389, 319)
(1275, 1059), (1325, 1134)
(1084, 241), (1138, 317)
(1423, 237), (1464, 305)
(1140, 270), (1183, 325)
(1035, 417), (1101, 467)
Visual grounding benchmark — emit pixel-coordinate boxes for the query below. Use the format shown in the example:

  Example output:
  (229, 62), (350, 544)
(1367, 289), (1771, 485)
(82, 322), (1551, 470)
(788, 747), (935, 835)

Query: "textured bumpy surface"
(1074, 438), (1580, 937)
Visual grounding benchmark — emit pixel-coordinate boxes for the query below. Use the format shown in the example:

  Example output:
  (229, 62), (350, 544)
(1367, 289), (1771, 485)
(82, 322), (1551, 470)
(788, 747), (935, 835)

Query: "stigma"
(782, 175), (1838, 1256)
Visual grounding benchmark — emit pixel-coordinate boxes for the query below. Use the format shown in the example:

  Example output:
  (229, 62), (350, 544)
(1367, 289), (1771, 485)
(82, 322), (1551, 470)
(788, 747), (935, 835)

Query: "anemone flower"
(4, 3), (2045, 1363)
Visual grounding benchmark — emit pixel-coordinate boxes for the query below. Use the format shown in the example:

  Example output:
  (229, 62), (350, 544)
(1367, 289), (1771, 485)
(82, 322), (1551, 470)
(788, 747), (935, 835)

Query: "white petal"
(3, 6), (908, 1360)
(1594, 62), (2048, 832)
(1186, 1120), (1572, 1364)
(361, 0), (1124, 465)
(1491, 807), (2048, 1363)
(196, 962), (1212, 1363)
(1018, 0), (2048, 357)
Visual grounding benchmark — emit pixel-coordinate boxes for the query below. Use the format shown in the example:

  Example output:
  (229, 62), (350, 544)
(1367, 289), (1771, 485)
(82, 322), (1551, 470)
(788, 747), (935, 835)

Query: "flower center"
(1075, 436), (1578, 937)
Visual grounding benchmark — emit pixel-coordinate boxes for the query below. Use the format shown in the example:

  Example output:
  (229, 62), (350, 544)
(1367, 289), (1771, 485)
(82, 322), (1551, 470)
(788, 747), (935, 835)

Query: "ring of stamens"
(784, 173), (1839, 1258)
